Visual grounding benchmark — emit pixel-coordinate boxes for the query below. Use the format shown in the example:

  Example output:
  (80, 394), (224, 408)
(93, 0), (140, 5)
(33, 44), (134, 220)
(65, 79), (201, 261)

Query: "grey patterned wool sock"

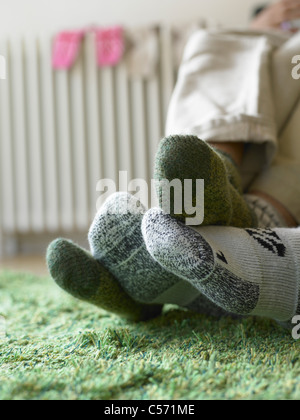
(142, 208), (300, 323)
(244, 194), (287, 228)
(88, 192), (230, 318)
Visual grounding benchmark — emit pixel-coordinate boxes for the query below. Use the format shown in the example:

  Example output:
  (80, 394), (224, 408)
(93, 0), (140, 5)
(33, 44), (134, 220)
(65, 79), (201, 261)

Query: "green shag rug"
(0, 270), (300, 400)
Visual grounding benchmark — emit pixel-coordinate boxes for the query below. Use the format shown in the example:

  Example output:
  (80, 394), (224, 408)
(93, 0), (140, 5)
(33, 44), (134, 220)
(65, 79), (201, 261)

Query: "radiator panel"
(0, 30), (176, 246)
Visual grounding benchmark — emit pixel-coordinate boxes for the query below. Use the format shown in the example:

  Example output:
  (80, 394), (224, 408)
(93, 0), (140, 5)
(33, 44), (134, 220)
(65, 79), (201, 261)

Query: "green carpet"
(0, 270), (300, 400)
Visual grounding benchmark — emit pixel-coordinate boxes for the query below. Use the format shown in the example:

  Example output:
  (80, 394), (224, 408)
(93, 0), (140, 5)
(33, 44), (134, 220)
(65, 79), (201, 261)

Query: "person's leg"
(154, 135), (257, 227)
(272, 32), (300, 135)
(161, 30), (300, 229)
(88, 192), (232, 317)
(165, 29), (288, 189)
(209, 140), (298, 227)
(156, 29), (291, 228)
(142, 208), (300, 325)
(247, 32), (300, 228)
(250, 190), (297, 227)
(209, 142), (245, 167)
(47, 192), (234, 321)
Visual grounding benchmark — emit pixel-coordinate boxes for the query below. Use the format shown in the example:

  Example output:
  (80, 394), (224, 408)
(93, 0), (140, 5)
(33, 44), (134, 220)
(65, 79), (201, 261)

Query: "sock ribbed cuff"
(272, 227), (300, 318)
(244, 194), (287, 228)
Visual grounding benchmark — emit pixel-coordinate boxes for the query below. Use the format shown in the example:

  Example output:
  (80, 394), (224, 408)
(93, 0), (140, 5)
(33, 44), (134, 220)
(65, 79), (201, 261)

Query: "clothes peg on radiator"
(93, 26), (125, 67)
(52, 30), (85, 70)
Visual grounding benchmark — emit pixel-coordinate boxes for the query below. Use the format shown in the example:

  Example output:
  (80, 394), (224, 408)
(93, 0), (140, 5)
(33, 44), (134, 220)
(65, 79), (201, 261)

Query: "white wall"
(0, 0), (268, 36)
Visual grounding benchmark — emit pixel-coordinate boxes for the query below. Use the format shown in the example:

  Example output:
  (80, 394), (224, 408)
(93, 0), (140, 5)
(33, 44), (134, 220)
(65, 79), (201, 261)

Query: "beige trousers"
(166, 29), (300, 223)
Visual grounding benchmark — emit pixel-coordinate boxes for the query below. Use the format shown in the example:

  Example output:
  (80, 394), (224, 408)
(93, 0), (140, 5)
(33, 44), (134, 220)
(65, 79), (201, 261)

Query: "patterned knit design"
(244, 194), (287, 228)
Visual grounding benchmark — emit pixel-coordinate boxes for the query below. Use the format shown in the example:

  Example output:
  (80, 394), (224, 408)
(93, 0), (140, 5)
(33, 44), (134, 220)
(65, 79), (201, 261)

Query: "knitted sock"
(154, 135), (257, 228)
(142, 208), (300, 323)
(244, 194), (288, 228)
(46, 238), (162, 321)
(88, 192), (180, 304)
(88, 192), (231, 318)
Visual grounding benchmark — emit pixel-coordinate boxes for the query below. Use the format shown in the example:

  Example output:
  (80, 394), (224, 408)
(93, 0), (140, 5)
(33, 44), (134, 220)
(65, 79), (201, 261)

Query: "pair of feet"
(47, 136), (300, 326)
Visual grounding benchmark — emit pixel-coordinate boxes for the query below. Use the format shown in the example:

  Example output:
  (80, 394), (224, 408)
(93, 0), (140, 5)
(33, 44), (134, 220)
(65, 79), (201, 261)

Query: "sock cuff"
(251, 227), (300, 321)
(244, 194), (287, 228)
(275, 227), (300, 314)
(199, 225), (300, 322)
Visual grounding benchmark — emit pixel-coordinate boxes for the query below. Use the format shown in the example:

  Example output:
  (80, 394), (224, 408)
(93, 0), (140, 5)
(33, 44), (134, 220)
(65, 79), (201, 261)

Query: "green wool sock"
(154, 135), (257, 228)
(46, 238), (162, 322)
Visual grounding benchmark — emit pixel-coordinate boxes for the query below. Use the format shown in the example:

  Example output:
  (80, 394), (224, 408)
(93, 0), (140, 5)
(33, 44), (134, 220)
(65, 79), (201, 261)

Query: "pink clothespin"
(94, 26), (124, 67)
(52, 30), (85, 70)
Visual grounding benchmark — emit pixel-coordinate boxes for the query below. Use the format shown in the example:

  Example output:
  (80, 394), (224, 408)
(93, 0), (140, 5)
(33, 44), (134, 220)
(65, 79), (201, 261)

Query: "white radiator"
(0, 29), (176, 255)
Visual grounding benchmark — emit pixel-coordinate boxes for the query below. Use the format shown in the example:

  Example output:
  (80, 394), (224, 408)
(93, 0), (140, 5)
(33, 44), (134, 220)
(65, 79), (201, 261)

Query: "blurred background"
(0, 0), (267, 275)
(0, 0), (264, 35)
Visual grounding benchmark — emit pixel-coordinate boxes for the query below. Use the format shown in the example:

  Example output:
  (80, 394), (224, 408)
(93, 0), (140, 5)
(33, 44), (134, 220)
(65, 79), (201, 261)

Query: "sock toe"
(47, 238), (101, 301)
(154, 135), (231, 225)
(154, 134), (257, 227)
(88, 192), (187, 305)
(88, 192), (145, 262)
(155, 135), (215, 184)
(142, 208), (215, 280)
(46, 238), (162, 322)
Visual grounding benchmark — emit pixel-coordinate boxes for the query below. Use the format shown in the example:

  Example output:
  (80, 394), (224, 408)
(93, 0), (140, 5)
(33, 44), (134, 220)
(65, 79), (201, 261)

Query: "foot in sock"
(154, 135), (257, 227)
(46, 238), (162, 322)
(47, 194), (230, 321)
(88, 192), (231, 318)
(142, 208), (300, 323)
